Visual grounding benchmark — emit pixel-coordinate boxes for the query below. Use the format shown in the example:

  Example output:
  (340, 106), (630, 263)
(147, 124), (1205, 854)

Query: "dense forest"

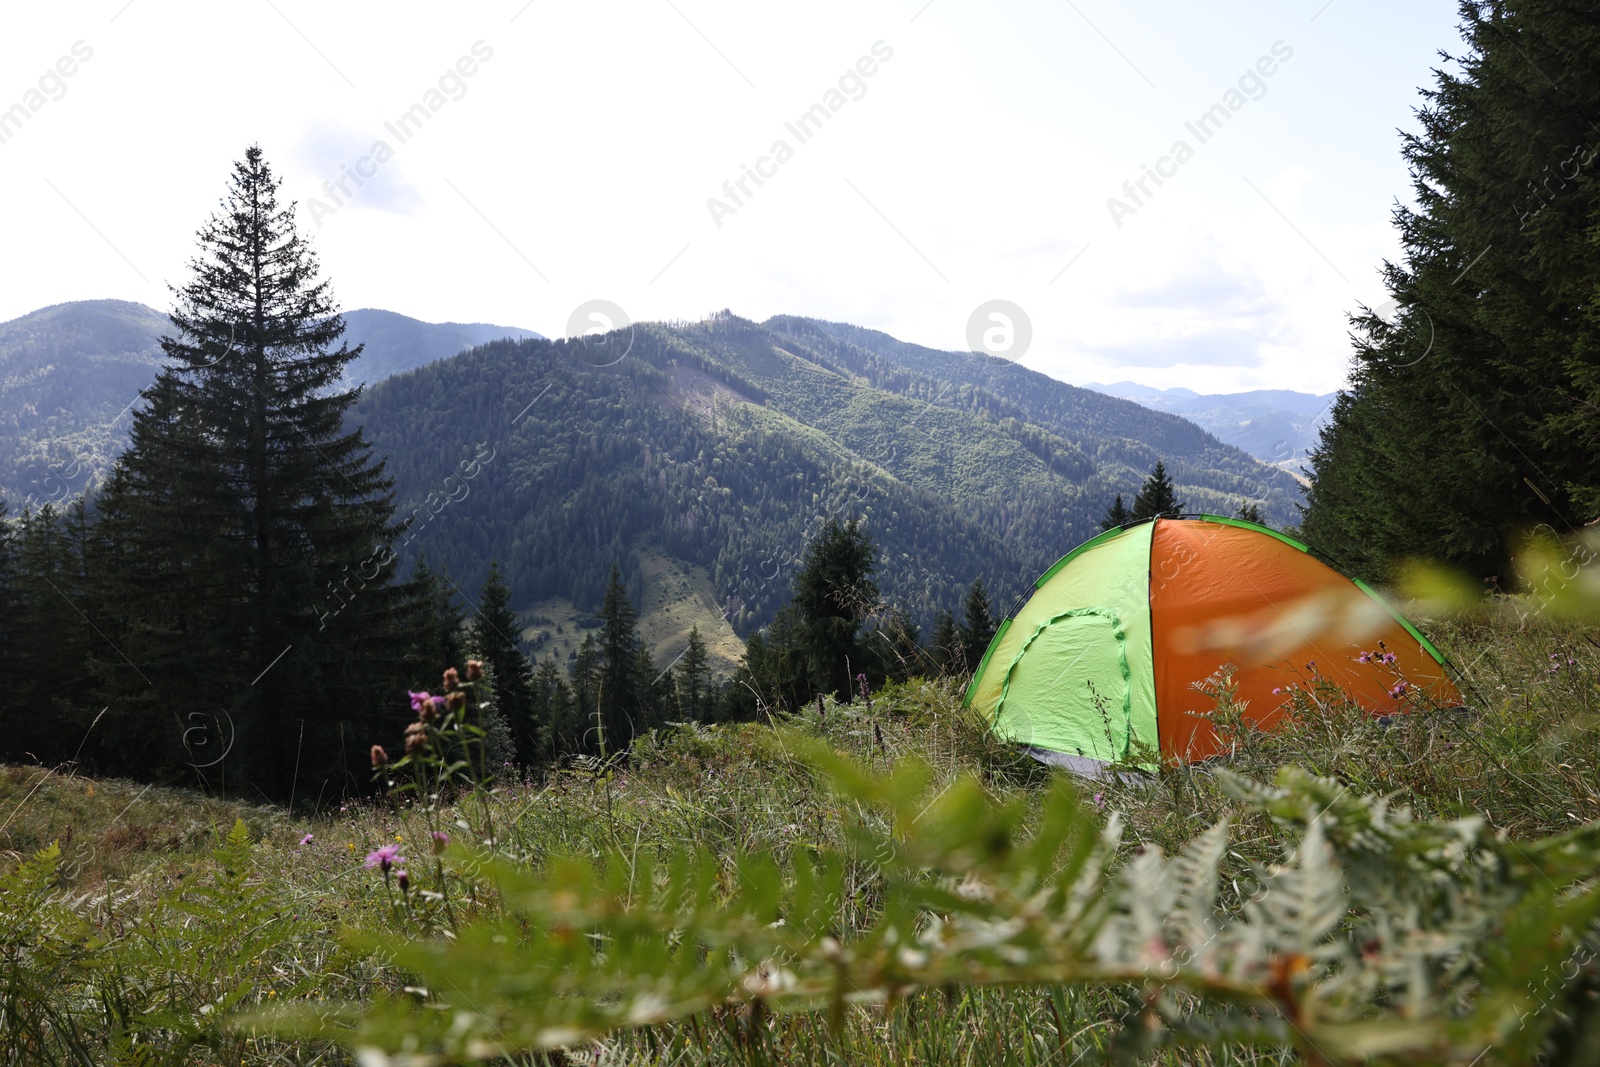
(1303, 1), (1600, 579)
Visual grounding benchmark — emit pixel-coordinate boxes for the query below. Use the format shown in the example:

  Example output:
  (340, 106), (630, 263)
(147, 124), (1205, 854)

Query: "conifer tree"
(958, 579), (997, 675)
(874, 606), (923, 682)
(598, 564), (652, 750)
(675, 625), (710, 720)
(790, 517), (878, 701)
(411, 556), (466, 678)
(571, 633), (602, 753)
(468, 561), (538, 766)
(531, 656), (575, 758)
(1129, 462), (1184, 521)
(1101, 494), (1131, 530)
(93, 145), (411, 795)
(1237, 502), (1265, 525)
(1305, 4), (1600, 576)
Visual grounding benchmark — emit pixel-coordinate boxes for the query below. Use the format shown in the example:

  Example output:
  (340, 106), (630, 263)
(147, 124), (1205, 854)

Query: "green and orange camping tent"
(964, 515), (1460, 774)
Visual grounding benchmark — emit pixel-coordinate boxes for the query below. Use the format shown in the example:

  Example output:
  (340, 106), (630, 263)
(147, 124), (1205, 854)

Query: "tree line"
(1302, 2), (1600, 581)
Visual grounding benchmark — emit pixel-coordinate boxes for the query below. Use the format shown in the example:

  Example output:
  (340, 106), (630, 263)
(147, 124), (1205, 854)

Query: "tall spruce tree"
(94, 145), (412, 795)
(1304, 4), (1600, 578)
(1129, 461), (1184, 521)
(468, 561), (538, 766)
(790, 517), (879, 701)
(958, 579), (997, 674)
(571, 632), (602, 753)
(674, 625), (710, 721)
(598, 564), (651, 751)
(411, 555), (466, 678)
(531, 656), (577, 758)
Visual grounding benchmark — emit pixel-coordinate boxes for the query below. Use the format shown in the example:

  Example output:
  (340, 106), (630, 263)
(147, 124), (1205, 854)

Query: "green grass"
(1, 596), (1595, 1065)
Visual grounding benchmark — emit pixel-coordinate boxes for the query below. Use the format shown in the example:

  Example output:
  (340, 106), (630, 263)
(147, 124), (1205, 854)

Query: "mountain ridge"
(0, 299), (539, 508)
(352, 312), (1304, 658)
(1081, 380), (1337, 467)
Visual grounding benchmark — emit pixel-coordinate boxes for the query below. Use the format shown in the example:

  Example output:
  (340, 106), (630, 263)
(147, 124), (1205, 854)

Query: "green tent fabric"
(982, 522), (1157, 763)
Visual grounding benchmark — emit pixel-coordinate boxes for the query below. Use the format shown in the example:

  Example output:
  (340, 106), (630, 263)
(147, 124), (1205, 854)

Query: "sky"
(0, 0), (1465, 394)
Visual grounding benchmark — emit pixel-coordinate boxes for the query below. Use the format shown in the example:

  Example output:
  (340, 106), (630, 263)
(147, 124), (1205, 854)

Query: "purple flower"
(1388, 681), (1409, 699)
(1380, 652), (1398, 666)
(431, 831), (449, 855)
(408, 690), (433, 714)
(1092, 792), (1105, 809)
(1357, 651), (1373, 664)
(396, 869), (410, 893)
(299, 833), (314, 847)
(364, 843), (404, 873)
(1271, 687), (1283, 695)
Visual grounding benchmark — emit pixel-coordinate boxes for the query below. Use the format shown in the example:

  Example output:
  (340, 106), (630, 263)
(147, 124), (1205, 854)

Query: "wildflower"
(299, 833), (314, 847)
(1357, 651), (1373, 664)
(404, 721), (428, 755)
(1305, 660), (1316, 673)
(409, 690), (435, 721)
(370, 745), (389, 768)
(364, 843), (404, 873)
(445, 690), (466, 713)
(442, 666), (460, 691)
(1388, 681), (1409, 699)
(431, 830), (449, 855)
(1380, 652), (1398, 666)
(1093, 792), (1105, 809)
(465, 659), (484, 682)
(396, 869), (410, 894)
(1271, 687), (1283, 695)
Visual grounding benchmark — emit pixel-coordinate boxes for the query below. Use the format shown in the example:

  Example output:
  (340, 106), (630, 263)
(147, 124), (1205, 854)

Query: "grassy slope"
(1, 600), (1594, 1063)
(520, 548), (747, 675)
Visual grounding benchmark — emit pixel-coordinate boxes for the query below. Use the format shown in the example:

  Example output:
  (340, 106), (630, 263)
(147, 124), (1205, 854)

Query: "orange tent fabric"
(1148, 519), (1458, 761)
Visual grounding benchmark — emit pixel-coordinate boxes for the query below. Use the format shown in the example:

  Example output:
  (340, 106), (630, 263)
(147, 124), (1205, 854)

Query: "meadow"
(2, 596), (1596, 1066)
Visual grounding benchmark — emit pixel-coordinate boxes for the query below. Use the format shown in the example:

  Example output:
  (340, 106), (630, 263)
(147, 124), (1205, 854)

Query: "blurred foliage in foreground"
(252, 739), (1600, 1066)
(1, 589), (1596, 1066)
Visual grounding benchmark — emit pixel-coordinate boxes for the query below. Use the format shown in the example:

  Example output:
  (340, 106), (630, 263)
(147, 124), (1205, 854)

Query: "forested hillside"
(359, 312), (1302, 640)
(0, 300), (168, 510)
